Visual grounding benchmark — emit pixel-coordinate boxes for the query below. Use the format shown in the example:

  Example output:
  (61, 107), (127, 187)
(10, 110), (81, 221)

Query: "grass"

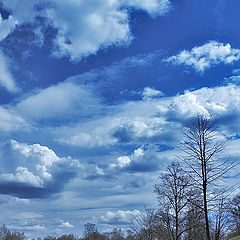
(230, 236), (240, 240)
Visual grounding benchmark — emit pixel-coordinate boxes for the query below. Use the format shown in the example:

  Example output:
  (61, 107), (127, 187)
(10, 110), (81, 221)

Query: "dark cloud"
(0, 182), (51, 198)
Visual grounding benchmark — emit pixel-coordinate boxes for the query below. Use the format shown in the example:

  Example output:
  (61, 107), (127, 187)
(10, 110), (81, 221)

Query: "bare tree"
(83, 223), (104, 240)
(229, 193), (240, 237)
(154, 162), (190, 240)
(179, 115), (234, 240)
(212, 196), (231, 240)
(129, 208), (159, 240)
(184, 195), (206, 240)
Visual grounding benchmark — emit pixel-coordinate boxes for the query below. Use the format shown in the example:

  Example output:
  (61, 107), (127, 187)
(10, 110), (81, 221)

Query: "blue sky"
(0, 0), (240, 238)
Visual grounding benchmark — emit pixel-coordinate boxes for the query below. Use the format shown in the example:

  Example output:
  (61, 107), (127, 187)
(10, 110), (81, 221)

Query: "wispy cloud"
(0, 51), (18, 92)
(165, 41), (240, 72)
(0, 14), (16, 41)
(0, 107), (28, 132)
(14, 81), (103, 123)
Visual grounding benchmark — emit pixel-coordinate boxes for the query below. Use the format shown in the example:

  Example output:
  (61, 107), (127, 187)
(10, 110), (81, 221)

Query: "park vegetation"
(0, 115), (239, 240)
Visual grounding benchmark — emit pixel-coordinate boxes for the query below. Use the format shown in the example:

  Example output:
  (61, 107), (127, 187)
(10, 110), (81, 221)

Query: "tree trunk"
(203, 182), (211, 240)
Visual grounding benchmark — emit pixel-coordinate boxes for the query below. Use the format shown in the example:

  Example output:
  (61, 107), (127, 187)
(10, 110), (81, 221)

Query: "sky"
(0, 0), (240, 238)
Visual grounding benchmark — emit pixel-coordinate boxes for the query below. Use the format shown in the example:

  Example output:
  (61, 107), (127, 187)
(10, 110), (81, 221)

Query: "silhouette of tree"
(180, 115), (234, 240)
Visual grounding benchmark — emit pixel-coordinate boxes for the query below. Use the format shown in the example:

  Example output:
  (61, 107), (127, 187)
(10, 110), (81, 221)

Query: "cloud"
(99, 209), (141, 225)
(0, 107), (28, 132)
(122, 0), (171, 17)
(8, 224), (46, 232)
(15, 81), (103, 123)
(57, 101), (175, 147)
(111, 145), (171, 173)
(0, 166), (44, 187)
(0, 14), (17, 41)
(165, 41), (240, 72)
(0, 51), (18, 92)
(116, 156), (131, 168)
(0, 140), (81, 198)
(225, 68), (240, 84)
(168, 84), (240, 122)
(1, 0), (171, 60)
(60, 221), (74, 228)
(55, 83), (240, 150)
(142, 87), (164, 100)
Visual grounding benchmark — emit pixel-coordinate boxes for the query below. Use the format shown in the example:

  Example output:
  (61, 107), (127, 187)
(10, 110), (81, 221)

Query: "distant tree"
(0, 224), (9, 240)
(154, 162), (190, 240)
(43, 236), (56, 240)
(229, 193), (240, 236)
(83, 223), (106, 240)
(180, 115), (234, 240)
(129, 207), (163, 240)
(125, 229), (136, 240)
(108, 228), (124, 240)
(0, 224), (25, 240)
(57, 234), (77, 240)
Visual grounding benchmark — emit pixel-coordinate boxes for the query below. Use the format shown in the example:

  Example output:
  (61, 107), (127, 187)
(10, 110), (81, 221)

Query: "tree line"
(1, 115), (240, 240)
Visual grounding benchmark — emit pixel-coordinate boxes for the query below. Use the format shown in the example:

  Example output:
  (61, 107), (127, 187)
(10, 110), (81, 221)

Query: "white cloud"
(123, 0), (171, 17)
(99, 209), (141, 224)
(60, 221), (74, 228)
(165, 41), (240, 72)
(15, 81), (102, 121)
(0, 140), (81, 197)
(56, 103), (170, 147)
(1, 0), (171, 60)
(1, 0), (40, 25)
(225, 68), (240, 83)
(56, 83), (240, 149)
(9, 224), (46, 232)
(169, 84), (240, 119)
(0, 107), (28, 132)
(0, 15), (17, 41)
(0, 166), (43, 187)
(47, 0), (171, 60)
(0, 51), (18, 92)
(142, 87), (163, 100)
(10, 139), (60, 169)
(111, 156), (131, 169)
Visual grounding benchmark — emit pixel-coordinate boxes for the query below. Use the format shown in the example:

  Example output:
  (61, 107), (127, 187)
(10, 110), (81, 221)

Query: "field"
(230, 236), (240, 240)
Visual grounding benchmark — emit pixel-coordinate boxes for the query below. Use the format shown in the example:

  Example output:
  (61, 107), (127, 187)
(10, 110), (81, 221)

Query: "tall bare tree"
(180, 115), (234, 240)
(154, 162), (190, 240)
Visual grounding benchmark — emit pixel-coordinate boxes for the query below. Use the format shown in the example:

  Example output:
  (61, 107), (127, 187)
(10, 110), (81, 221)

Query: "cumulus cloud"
(0, 140), (81, 198)
(0, 166), (44, 187)
(57, 102), (175, 148)
(60, 221), (74, 228)
(142, 87), (163, 100)
(1, 0), (171, 60)
(165, 41), (240, 72)
(168, 84), (240, 121)
(111, 145), (170, 173)
(56, 83), (240, 150)
(0, 51), (18, 92)
(99, 209), (141, 225)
